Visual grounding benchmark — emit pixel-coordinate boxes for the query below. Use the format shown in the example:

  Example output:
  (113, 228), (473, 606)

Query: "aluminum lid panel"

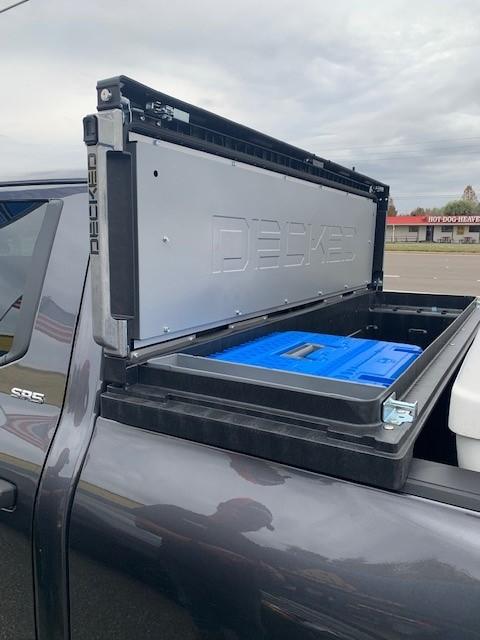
(134, 139), (377, 342)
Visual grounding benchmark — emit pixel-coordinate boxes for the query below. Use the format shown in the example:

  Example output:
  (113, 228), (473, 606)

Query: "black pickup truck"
(1, 76), (480, 640)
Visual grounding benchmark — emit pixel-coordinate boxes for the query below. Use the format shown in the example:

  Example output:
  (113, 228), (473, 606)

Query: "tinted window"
(0, 201), (46, 356)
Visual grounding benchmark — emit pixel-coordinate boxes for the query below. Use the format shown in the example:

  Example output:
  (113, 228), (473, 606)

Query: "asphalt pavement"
(384, 251), (480, 296)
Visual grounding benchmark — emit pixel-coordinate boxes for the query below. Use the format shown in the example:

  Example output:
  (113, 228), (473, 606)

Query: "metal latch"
(145, 101), (190, 123)
(382, 393), (417, 429)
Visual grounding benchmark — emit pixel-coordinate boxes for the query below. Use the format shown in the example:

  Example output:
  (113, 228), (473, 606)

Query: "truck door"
(0, 185), (87, 639)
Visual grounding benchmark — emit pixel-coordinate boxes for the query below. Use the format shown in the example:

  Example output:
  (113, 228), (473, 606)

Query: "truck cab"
(0, 78), (479, 640)
(0, 176), (88, 638)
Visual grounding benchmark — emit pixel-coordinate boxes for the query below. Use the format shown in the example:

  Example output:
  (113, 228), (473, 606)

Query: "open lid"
(84, 76), (389, 355)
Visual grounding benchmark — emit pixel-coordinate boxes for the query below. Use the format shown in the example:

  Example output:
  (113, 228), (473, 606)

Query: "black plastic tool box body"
(85, 76), (480, 490)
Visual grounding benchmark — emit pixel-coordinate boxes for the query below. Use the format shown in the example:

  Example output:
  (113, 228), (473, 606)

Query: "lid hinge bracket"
(372, 270), (384, 291)
(382, 393), (417, 429)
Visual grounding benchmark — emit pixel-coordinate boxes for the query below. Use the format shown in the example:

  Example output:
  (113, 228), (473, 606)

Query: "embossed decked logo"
(212, 215), (356, 274)
(88, 152), (99, 255)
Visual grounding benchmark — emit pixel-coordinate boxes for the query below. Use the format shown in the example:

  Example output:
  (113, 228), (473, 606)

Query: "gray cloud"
(1, 0), (479, 211)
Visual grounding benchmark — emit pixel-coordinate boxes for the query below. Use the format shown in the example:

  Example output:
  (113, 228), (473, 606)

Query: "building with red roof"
(386, 214), (480, 244)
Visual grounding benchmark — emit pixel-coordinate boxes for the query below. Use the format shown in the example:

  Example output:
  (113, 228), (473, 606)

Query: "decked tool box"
(208, 331), (423, 387)
(85, 76), (480, 490)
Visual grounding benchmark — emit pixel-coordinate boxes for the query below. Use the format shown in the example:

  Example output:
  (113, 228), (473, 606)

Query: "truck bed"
(102, 290), (479, 490)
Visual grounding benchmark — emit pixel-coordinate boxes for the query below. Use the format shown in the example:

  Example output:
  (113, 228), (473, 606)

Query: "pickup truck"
(1, 76), (479, 640)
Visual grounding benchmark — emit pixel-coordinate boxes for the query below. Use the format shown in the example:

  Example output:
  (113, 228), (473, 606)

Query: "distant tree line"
(388, 185), (480, 217)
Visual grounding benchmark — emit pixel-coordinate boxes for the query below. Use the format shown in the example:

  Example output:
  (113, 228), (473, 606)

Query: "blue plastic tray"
(208, 331), (422, 387)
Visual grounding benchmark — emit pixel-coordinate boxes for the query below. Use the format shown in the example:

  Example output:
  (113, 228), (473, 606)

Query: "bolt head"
(100, 88), (113, 103)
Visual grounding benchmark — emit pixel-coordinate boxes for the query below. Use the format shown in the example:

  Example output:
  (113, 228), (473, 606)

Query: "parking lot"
(384, 251), (480, 296)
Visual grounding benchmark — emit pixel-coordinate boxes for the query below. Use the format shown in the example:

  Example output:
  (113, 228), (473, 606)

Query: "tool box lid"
(86, 76), (389, 353)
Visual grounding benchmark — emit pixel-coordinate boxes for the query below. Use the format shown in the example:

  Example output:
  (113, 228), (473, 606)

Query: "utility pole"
(0, 0), (30, 15)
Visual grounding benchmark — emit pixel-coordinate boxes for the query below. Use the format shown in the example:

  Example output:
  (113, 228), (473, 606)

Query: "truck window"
(0, 201), (47, 357)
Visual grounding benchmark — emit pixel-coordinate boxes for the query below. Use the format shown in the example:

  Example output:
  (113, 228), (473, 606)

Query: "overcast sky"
(1, 0), (479, 212)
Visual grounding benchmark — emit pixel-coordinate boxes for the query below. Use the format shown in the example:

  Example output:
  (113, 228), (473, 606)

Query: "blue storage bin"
(208, 331), (422, 387)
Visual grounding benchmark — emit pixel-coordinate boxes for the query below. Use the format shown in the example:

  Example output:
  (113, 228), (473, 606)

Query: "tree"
(410, 207), (425, 216)
(462, 185), (478, 204)
(387, 197), (397, 217)
(443, 199), (476, 215)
